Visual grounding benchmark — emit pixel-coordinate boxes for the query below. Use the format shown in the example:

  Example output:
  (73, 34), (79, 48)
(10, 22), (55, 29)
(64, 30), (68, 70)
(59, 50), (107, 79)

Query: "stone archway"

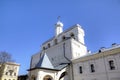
(43, 75), (53, 80)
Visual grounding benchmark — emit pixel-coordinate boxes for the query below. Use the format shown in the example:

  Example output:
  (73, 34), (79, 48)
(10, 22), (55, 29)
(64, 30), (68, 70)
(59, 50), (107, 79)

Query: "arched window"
(109, 60), (115, 70)
(43, 47), (46, 50)
(6, 72), (8, 75)
(90, 64), (95, 72)
(54, 39), (58, 45)
(48, 43), (51, 48)
(79, 66), (83, 74)
(70, 33), (75, 39)
(62, 36), (66, 41)
(9, 70), (13, 76)
(14, 73), (16, 76)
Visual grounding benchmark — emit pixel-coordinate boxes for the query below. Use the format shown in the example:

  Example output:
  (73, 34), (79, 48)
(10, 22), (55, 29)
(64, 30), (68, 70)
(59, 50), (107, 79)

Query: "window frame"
(62, 36), (66, 41)
(109, 60), (115, 70)
(70, 33), (75, 39)
(54, 39), (58, 45)
(48, 43), (51, 48)
(79, 66), (83, 74)
(90, 64), (95, 73)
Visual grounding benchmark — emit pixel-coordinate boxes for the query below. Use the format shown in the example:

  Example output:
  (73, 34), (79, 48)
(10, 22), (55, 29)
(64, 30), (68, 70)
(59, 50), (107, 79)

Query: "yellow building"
(0, 62), (20, 80)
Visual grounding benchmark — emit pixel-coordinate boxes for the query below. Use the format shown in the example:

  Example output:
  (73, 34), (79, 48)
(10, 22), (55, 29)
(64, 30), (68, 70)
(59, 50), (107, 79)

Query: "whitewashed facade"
(72, 44), (120, 80)
(28, 21), (120, 80)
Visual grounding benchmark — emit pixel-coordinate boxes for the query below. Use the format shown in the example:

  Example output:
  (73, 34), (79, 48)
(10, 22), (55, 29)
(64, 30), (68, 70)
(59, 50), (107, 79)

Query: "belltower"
(55, 16), (63, 36)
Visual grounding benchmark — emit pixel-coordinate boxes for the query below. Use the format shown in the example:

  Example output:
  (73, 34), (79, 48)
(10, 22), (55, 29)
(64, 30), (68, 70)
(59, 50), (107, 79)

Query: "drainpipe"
(63, 43), (74, 80)
(63, 43), (71, 62)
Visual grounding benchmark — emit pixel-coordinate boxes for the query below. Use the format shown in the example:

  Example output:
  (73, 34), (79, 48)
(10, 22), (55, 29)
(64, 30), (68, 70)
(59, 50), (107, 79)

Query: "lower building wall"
(74, 72), (120, 80)
(73, 51), (120, 80)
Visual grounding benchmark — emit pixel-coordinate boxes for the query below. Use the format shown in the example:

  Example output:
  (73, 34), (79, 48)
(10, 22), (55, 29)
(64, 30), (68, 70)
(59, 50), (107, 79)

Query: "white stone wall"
(71, 39), (87, 59)
(41, 39), (72, 67)
(28, 67), (70, 80)
(31, 25), (87, 68)
(41, 25), (85, 52)
(31, 38), (87, 68)
(29, 24), (88, 80)
(73, 52), (120, 80)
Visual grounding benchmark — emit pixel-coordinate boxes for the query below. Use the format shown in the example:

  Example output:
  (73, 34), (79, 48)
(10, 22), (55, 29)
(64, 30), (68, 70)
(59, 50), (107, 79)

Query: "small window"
(54, 39), (58, 45)
(14, 73), (16, 76)
(79, 66), (83, 73)
(62, 36), (66, 41)
(9, 70), (13, 76)
(48, 43), (50, 48)
(90, 64), (95, 72)
(6, 72), (8, 75)
(43, 47), (46, 50)
(109, 60), (115, 70)
(70, 33), (75, 39)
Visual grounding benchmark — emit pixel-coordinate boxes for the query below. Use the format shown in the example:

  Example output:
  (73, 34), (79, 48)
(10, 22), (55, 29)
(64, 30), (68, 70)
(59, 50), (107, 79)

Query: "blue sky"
(0, 0), (120, 75)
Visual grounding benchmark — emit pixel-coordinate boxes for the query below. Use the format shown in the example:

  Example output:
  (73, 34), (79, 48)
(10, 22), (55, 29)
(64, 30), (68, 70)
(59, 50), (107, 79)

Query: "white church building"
(28, 20), (120, 80)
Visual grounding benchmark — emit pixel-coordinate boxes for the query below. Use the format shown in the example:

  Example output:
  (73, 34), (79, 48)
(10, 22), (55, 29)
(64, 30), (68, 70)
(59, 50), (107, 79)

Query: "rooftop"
(72, 43), (120, 63)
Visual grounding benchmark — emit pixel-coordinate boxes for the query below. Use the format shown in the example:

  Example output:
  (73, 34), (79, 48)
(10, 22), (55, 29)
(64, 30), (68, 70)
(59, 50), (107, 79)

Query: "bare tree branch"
(0, 51), (14, 63)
